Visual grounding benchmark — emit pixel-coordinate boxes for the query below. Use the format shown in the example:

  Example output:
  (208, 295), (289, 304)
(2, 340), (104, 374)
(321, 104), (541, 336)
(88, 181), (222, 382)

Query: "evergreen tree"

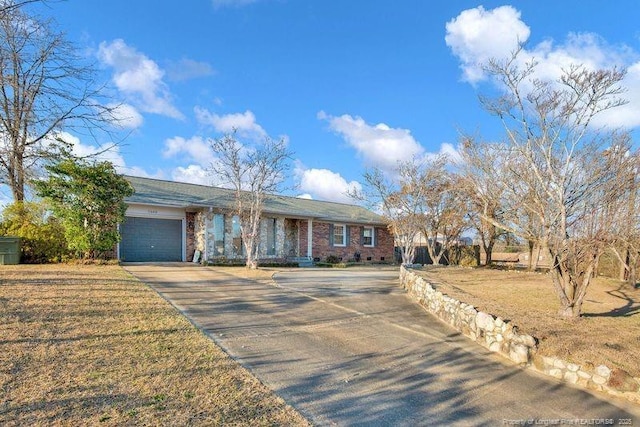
(34, 159), (133, 259)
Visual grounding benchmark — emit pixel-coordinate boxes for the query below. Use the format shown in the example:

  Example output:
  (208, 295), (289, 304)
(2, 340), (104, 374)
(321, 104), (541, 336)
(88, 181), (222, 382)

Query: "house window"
(266, 218), (276, 256)
(213, 213), (225, 255)
(333, 224), (346, 246)
(232, 215), (243, 256)
(363, 226), (375, 247)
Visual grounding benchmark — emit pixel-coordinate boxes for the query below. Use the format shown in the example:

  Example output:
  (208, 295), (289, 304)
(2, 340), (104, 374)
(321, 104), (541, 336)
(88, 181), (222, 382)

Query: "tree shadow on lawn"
(583, 284), (640, 318)
(0, 327), (187, 346)
(0, 277), (142, 287)
(0, 392), (133, 425)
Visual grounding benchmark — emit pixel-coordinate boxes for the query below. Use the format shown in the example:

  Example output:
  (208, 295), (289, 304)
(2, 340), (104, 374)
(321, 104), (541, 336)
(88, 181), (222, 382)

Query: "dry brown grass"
(414, 266), (640, 377)
(0, 264), (310, 426)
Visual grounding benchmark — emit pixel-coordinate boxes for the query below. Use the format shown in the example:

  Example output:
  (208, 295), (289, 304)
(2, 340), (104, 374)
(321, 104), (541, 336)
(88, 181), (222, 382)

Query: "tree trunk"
(244, 235), (259, 269)
(548, 247), (575, 318)
(550, 247), (600, 318)
(618, 247), (639, 287)
(394, 231), (415, 265)
(619, 247), (630, 281)
(527, 240), (535, 271)
(557, 305), (581, 318)
(627, 252), (638, 287)
(629, 262), (637, 288)
(532, 244), (541, 271)
(428, 244), (443, 265)
(9, 150), (25, 202)
(484, 241), (494, 266)
(398, 244), (409, 264)
(244, 240), (258, 269)
(405, 244), (416, 264)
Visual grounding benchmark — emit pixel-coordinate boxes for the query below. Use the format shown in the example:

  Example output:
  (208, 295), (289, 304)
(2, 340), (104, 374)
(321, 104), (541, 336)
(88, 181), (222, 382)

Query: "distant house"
(118, 176), (395, 264)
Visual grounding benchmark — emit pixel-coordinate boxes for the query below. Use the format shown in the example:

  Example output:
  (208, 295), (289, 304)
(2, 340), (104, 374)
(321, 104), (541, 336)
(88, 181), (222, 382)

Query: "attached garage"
(119, 205), (186, 262)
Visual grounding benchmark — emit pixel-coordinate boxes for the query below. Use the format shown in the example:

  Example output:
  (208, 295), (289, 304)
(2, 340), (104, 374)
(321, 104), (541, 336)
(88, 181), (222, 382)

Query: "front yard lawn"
(414, 266), (640, 378)
(0, 264), (310, 426)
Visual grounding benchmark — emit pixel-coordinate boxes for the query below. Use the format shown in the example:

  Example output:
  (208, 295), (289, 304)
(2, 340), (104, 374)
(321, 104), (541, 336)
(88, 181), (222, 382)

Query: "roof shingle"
(125, 175), (387, 226)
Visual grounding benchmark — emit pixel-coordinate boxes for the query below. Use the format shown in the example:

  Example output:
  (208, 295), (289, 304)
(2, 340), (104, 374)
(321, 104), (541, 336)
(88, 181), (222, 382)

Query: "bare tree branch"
(209, 133), (292, 269)
(0, 2), (120, 201)
(477, 47), (629, 318)
(354, 156), (468, 265)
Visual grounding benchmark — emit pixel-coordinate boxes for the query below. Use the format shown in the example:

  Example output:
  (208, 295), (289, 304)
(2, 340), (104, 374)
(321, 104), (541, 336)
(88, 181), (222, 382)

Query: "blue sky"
(6, 0), (640, 205)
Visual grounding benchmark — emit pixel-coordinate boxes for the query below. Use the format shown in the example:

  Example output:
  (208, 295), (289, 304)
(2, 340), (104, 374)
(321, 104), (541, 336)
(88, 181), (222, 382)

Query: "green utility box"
(0, 236), (20, 265)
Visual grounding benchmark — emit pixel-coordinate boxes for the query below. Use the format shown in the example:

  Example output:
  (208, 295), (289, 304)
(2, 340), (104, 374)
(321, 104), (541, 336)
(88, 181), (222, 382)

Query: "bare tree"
(354, 156), (467, 266)
(458, 139), (509, 265)
(476, 47), (628, 318)
(209, 133), (292, 269)
(0, 0), (45, 16)
(0, 2), (118, 201)
(353, 167), (419, 265)
(404, 156), (467, 265)
(486, 149), (545, 271)
(606, 142), (640, 287)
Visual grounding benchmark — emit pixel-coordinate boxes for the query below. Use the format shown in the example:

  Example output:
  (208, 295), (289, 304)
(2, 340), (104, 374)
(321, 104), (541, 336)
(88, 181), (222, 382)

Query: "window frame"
(363, 226), (375, 247)
(266, 217), (277, 256)
(332, 223), (347, 247)
(231, 215), (244, 256)
(212, 213), (225, 256)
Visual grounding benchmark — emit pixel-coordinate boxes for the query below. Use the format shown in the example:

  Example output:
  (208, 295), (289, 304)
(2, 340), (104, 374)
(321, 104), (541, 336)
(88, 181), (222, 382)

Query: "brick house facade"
(120, 176), (395, 264)
(298, 221), (393, 262)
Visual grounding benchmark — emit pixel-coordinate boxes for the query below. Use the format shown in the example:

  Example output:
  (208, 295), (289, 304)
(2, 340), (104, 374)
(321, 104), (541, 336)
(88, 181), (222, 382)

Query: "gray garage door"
(120, 217), (182, 262)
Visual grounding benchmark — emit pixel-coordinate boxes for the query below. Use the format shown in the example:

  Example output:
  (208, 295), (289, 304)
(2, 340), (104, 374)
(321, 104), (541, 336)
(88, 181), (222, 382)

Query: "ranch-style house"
(118, 176), (395, 264)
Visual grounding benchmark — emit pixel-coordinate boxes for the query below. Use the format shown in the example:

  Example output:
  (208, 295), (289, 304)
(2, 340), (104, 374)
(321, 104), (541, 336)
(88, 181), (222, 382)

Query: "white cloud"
(56, 131), (164, 179)
(438, 142), (462, 164)
(123, 166), (164, 179)
(165, 58), (215, 82)
(108, 103), (144, 129)
(171, 164), (210, 185)
(593, 63), (640, 128)
(98, 39), (183, 119)
(170, 163), (234, 187)
(162, 136), (215, 167)
(297, 193), (313, 200)
(318, 111), (424, 174)
(318, 111), (461, 174)
(445, 5), (530, 83)
(446, 8), (631, 84)
(526, 33), (630, 84)
(295, 163), (361, 204)
(526, 34), (640, 128)
(162, 135), (241, 187)
(195, 107), (267, 140)
(57, 132), (126, 170)
(446, 5), (640, 129)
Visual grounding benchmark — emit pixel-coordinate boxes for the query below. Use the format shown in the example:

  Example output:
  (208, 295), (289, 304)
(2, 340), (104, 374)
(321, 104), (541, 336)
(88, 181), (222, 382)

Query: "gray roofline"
(123, 175), (388, 226)
(123, 174), (375, 208)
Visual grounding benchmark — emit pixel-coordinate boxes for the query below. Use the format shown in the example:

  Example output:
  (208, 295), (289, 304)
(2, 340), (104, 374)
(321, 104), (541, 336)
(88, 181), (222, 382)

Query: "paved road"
(124, 264), (639, 426)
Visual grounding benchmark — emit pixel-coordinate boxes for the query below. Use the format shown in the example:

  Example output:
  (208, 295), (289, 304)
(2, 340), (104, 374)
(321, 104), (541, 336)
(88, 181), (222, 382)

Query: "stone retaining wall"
(399, 266), (640, 405)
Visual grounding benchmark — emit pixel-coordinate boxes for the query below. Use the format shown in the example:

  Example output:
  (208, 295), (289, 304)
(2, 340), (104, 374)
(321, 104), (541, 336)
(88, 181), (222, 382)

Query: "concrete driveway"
(124, 264), (639, 426)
